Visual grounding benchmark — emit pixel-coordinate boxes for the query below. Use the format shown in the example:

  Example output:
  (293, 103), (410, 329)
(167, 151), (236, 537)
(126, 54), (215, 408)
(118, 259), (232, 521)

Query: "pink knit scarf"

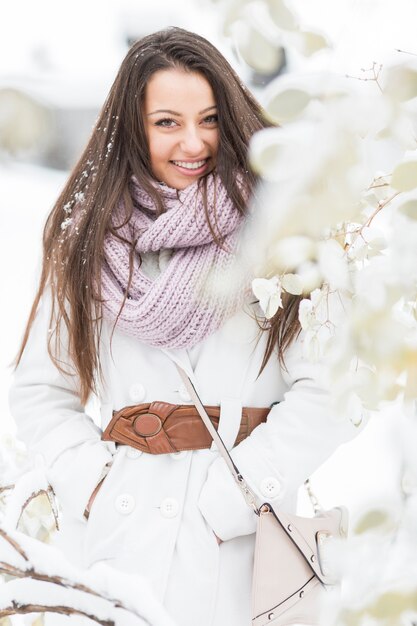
(100, 173), (247, 348)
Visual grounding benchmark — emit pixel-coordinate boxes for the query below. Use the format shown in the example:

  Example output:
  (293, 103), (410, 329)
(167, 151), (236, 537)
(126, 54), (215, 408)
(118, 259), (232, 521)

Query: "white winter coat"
(9, 288), (364, 626)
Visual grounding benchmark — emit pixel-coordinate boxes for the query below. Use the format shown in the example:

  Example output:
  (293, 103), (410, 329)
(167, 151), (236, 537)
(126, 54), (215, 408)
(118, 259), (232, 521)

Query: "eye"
(204, 114), (218, 124)
(154, 118), (177, 128)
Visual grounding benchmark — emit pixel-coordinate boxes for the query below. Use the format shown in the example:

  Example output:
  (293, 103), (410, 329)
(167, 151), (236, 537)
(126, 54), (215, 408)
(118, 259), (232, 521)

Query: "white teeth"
(172, 159), (207, 170)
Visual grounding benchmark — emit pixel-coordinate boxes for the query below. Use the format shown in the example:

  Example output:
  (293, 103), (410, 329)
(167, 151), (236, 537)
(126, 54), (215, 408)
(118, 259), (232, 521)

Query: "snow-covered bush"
(213, 0), (417, 623)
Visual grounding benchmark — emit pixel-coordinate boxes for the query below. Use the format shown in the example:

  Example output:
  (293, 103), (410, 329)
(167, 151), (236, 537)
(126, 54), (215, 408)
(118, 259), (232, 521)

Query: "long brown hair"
(14, 27), (300, 403)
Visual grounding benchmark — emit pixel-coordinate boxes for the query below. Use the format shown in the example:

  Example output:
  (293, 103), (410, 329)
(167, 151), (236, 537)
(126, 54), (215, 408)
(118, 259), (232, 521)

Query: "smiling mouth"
(170, 158), (210, 171)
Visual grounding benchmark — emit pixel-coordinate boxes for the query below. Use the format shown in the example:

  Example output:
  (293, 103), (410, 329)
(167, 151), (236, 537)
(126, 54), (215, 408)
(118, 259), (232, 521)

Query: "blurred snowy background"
(1, 0), (416, 536)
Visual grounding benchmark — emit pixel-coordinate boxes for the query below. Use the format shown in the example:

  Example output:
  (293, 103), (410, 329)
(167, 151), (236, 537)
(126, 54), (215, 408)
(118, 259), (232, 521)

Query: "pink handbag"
(176, 365), (348, 626)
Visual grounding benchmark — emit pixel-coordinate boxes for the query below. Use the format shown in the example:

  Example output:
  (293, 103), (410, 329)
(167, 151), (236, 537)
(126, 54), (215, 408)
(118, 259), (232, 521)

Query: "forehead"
(144, 68), (216, 112)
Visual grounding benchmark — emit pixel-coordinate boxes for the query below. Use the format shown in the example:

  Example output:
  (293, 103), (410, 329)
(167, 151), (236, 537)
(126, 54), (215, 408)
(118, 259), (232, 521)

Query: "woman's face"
(144, 68), (219, 190)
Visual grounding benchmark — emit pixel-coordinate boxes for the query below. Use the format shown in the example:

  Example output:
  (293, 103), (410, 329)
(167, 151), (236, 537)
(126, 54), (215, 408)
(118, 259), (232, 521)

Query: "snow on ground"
(0, 161), (67, 435)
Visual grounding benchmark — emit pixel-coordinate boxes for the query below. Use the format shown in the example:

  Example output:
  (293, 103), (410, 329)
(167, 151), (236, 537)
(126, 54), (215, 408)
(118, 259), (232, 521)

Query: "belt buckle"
(132, 412), (163, 437)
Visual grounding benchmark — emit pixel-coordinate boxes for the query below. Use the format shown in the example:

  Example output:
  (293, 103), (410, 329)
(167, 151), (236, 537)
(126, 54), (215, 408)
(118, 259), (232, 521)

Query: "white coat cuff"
(46, 440), (114, 522)
(198, 447), (286, 542)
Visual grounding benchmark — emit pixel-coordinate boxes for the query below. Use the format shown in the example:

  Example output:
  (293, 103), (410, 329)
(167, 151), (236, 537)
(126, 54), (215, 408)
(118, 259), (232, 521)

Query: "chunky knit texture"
(101, 173), (247, 348)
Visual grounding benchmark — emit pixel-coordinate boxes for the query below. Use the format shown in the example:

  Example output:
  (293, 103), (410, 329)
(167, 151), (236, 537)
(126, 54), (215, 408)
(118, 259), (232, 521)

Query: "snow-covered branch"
(0, 438), (175, 625)
(0, 525), (176, 626)
(210, 2), (417, 623)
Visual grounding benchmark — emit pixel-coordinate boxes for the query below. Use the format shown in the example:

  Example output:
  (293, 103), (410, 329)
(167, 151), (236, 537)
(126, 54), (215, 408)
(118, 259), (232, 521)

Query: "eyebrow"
(147, 105), (217, 117)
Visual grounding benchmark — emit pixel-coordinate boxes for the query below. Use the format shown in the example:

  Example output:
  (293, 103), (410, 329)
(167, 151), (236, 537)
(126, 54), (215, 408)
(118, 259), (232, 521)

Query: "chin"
(158, 165), (216, 191)
(175, 179), (199, 190)
(165, 175), (204, 191)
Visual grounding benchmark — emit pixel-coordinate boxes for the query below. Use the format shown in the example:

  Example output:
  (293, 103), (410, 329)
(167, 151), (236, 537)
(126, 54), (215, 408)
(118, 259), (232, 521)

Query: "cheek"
(148, 132), (174, 166)
(211, 132), (220, 157)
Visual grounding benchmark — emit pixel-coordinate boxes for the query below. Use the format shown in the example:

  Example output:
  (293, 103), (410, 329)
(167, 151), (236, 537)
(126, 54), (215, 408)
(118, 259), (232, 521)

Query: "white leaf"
(266, 0), (299, 31)
(281, 273), (303, 295)
(297, 262), (323, 293)
(298, 298), (316, 330)
(318, 239), (350, 291)
(362, 226), (387, 251)
(303, 331), (321, 362)
(310, 287), (324, 308)
(384, 65), (417, 102)
(344, 392), (364, 426)
(266, 291), (283, 318)
(297, 30), (330, 56)
(391, 160), (417, 192)
(347, 234), (368, 261)
(361, 188), (381, 208)
(405, 361), (417, 404)
(235, 23), (283, 74)
(265, 87), (311, 123)
(398, 199), (417, 220)
(271, 236), (316, 271)
(221, 0), (245, 37)
(252, 277), (283, 319)
(249, 127), (284, 178)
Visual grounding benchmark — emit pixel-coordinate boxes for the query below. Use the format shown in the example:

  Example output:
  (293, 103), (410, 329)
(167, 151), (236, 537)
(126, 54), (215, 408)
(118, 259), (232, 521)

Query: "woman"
(9, 27), (363, 626)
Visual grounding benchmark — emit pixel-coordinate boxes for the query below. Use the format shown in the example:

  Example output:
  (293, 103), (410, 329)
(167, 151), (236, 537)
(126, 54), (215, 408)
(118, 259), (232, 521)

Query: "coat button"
(260, 477), (281, 499)
(178, 384), (192, 403)
(114, 493), (135, 515)
(129, 383), (146, 402)
(126, 447), (142, 459)
(170, 451), (188, 461)
(160, 497), (179, 518)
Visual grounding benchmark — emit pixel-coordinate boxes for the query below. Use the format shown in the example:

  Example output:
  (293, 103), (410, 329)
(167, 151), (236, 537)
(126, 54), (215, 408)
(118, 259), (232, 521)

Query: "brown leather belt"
(101, 401), (270, 455)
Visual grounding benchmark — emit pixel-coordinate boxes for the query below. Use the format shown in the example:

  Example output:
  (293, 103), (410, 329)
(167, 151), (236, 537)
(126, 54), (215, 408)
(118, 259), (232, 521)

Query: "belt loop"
(210, 398), (242, 452)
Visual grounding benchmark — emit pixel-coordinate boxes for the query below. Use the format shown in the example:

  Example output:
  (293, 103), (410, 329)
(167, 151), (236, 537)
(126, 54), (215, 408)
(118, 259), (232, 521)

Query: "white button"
(114, 493), (135, 515)
(129, 383), (146, 402)
(126, 447), (142, 459)
(260, 477), (281, 499)
(160, 497), (179, 518)
(178, 384), (192, 403)
(170, 451), (188, 461)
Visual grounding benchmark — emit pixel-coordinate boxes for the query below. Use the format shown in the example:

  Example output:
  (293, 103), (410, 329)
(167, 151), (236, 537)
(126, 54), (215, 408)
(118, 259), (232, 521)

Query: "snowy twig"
(0, 485), (14, 495)
(0, 602), (113, 625)
(365, 191), (400, 227)
(344, 191), (400, 254)
(3, 467), (60, 532)
(0, 560), (104, 599)
(0, 527), (28, 562)
(345, 61), (384, 92)
(0, 525), (175, 626)
(395, 48), (417, 57)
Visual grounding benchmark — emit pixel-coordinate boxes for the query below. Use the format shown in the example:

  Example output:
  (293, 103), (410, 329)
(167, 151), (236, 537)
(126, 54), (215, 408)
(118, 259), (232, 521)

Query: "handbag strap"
(176, 364), (324, 515)
(175, 363), (260, 513)
(175, 365), (342, 584)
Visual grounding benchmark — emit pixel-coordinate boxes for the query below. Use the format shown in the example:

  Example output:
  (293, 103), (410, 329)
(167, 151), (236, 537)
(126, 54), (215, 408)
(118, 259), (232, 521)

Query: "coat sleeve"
(198, 301), (368, 542)
(8, 289), (114, 522)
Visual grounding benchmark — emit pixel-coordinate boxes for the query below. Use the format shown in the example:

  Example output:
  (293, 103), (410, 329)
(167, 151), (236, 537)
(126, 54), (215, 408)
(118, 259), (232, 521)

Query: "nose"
(180, 125), (205, 156)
